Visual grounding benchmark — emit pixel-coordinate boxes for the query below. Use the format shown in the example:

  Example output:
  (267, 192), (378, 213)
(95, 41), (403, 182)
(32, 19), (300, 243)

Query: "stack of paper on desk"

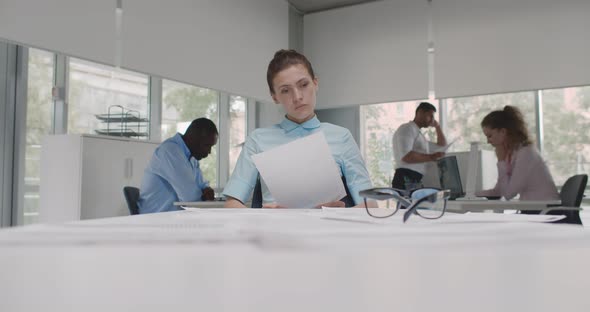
(252, 132), (346, 208)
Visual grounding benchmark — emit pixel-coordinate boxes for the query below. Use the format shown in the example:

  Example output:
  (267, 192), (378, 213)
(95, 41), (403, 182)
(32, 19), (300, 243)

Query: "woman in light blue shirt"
(223, 49), (374, 208)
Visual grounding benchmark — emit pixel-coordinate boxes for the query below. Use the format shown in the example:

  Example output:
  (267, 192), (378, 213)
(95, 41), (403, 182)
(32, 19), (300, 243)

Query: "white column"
(148, 77), (162, 142)
(534, 90), (544, 155)
(53, 54), (68, 134)
(12, 46), (29, 225)
(246, 98), (257, 134)
(217, 92), (230, 189)
(0, 42), (17, 227)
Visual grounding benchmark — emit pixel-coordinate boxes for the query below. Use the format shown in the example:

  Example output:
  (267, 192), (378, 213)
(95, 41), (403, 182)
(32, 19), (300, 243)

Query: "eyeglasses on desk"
(359, 187), (451, 223)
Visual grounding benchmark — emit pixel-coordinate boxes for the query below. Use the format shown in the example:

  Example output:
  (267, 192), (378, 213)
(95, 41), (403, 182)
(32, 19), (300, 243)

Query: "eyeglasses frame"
(360, 187), (450, 223)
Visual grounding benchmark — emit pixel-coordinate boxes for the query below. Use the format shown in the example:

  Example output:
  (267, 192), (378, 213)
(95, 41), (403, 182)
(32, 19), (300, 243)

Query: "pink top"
(476, 145), (559, 201)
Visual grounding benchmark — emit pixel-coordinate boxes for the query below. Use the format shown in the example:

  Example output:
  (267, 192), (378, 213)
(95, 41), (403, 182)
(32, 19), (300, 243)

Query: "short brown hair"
(266, 49), (315, 94)
(481, 105), (532, 148)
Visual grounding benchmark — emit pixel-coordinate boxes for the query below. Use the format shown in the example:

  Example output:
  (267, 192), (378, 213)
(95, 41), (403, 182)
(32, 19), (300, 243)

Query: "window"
(361, 92), (547, 193)
(229, 95), (246, 175)
(542, 86), (590, 185)
(23, 48), (54, 224)
(444, 92), (536, 153)
(360, 100), (439, 187)
(5, 44), (253, 225)
(68, 58), (149, 138)
(162, 79), (219, 187)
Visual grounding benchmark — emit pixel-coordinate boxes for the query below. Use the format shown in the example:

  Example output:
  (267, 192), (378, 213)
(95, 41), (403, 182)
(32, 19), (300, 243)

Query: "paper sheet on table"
(252, 132), (346, 208)
(432, 137), (458, 153)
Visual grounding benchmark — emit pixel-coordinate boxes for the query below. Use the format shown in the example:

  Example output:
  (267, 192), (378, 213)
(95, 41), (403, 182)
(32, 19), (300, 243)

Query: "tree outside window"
(542, 86), (590, 185)
(445, 92), (536, 153)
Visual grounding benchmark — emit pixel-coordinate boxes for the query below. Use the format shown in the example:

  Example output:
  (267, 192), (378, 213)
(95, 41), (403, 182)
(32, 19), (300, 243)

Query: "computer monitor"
(437, 155), (464, 200)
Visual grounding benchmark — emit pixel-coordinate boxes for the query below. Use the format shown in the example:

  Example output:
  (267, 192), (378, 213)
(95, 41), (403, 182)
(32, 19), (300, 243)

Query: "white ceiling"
(287, 0), (380, 13)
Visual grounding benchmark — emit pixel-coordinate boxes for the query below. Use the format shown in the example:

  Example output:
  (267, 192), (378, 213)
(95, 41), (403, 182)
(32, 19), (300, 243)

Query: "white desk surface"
(1, 208), (590, 312)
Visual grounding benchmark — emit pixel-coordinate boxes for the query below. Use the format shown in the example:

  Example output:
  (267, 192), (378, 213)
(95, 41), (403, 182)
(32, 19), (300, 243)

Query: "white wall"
(3, 0), (587, 117)
(0, 0), (116, 66)
(255, 5), (302, 130)
(289, 5), (304, 52)
(434, 0), (590, 98)
(0, 0), (289, 102)
(304, 0), (590, 108)
(122, 0), (288, 102)
(304, 1), (430, 109)
(256, 101), (284, 129)
(316, 107), (360, 145)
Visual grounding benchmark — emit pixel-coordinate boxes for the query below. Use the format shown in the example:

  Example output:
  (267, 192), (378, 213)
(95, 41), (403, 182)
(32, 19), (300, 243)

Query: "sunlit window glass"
(68, 58), (149, 139)
(445, 92), (536, 152)
(360, 100), (438, 187)
(542, 86), (590, 185)
(24, 48), (54, 224)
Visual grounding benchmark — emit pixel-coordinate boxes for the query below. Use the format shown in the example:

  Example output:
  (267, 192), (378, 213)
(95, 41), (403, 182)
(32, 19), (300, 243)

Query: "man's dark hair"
(415, 102), (437, 114)
(185, 118), (218, 137)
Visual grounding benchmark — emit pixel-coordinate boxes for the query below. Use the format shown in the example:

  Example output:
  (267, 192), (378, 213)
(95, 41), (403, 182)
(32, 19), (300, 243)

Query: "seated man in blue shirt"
(138, 118), (218, 213)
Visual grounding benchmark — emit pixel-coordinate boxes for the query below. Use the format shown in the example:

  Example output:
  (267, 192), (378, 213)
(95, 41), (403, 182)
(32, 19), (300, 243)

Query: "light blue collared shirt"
(138, 133), (209, 213)
(223, 116), (373, 206)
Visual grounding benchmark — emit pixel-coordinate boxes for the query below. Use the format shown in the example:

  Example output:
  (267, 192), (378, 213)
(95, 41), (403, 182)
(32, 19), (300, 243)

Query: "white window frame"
(0, 42), (18, 227)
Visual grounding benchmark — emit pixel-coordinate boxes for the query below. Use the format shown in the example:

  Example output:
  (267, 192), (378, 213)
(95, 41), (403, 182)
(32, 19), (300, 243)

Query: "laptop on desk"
(437, 155), (503, 201)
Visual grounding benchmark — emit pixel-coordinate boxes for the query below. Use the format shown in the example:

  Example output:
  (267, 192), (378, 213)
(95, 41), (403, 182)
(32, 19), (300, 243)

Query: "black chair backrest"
(251, 175), (355, 208)
(560, 174), (588, 207)
(123, 186), (140, 215)
(340, 175), (356, 207)
(252, 176), (263, 208)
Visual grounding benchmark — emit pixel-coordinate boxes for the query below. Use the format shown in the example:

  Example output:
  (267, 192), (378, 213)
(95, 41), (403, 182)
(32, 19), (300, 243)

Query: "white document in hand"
(432, 137), (458, 153)
(251, 131), (346, 208)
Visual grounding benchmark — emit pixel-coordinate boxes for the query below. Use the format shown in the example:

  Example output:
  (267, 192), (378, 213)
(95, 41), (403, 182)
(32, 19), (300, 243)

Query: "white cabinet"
(39, 134), (158, 222)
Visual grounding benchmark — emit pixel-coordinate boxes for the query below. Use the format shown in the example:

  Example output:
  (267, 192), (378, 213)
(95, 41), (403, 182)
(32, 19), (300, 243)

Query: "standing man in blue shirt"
(138, 118), (218, 213)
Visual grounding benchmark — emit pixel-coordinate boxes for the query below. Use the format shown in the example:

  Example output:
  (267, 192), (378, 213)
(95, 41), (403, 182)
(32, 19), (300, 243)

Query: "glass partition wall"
(4, 41), (588, 225)
(5, 44), (253, 226)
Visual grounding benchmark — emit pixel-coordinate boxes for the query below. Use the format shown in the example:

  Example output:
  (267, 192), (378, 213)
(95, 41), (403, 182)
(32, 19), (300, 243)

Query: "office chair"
(123, 186), (141, 215)
(547, 174), (587, 225)
(250, 175), (355, 208)
(252, 176), (263, 208)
